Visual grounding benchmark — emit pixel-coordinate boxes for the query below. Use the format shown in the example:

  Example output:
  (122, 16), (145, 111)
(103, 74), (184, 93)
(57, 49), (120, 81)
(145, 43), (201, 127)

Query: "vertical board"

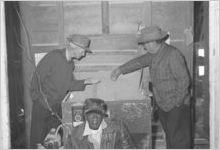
(24, 2), (60, 45)
(63, 1), (102, 37)
(109, 1), (146, 34)
(193, 2), (210, 148)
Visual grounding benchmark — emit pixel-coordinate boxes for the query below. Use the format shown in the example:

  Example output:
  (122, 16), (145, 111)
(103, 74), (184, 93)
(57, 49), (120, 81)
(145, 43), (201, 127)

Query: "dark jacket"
(119, 43), (191, 112)
(64, 118), (135, 149)
(30, 49), (86, 148)
(30, 48), (86, 108)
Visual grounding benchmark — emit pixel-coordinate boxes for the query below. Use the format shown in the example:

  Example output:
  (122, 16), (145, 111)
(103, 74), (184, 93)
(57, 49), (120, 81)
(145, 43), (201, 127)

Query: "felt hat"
(67, 34), (92, 53)
(138, 26), (168, 44)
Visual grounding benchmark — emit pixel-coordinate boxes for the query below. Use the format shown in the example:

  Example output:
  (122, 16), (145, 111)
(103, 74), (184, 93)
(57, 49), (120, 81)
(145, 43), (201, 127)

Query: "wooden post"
(0, 1), (11, 149)
(19, 2), (36, 148)
(58, 1), (64, 48)
(101, 1), (109, 34)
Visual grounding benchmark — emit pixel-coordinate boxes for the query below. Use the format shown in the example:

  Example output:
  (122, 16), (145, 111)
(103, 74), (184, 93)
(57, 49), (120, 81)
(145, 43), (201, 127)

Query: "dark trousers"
(157, 104), (192, 149)
(30, 101), (61, 148)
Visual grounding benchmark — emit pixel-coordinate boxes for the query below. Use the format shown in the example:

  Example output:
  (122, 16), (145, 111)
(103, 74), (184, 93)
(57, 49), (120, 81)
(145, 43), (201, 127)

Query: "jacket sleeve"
(169, 50), (191, 105)
(69, 79), (86, 91)
(119, 53), (152, 75)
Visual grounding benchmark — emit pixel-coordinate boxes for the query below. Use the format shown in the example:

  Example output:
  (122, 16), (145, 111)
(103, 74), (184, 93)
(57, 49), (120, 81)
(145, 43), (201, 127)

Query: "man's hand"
(111, 68), (121, 81)
(84, 78), (101, 85)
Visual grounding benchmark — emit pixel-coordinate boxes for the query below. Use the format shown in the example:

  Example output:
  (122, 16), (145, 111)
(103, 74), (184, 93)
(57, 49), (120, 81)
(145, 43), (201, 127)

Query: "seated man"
(65, 98), (135, 149)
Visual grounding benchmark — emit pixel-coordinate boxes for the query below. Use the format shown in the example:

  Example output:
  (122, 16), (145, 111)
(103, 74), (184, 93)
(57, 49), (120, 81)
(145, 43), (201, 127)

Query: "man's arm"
(69, 78), (101, 91)
(169, 50), (191, 105)
(69, 79), (86, 91)
(111, 53), (152, 81)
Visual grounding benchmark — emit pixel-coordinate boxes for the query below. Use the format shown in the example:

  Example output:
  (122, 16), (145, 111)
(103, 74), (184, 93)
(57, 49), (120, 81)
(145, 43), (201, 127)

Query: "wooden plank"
(109, 1), (146, 34)
(143, 1), (152, 26)
(74, 54), (137, 66)
(34, 51), (138, 66)
(19, 2), (36, 148)
(152, 1), (189, 40)
(31, 34), (139, 53)
(58, 1), (64, 47)
(63, 1), (102, 36)
(101, 1), (109, 34)
(89, 34), (138, 50)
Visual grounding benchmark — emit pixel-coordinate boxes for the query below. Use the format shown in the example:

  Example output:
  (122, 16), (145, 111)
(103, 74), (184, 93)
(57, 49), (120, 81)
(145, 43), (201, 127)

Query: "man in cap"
(111, 26), (192, 148)
(65, 98), (135, 149)
(30, 34), (100, 148)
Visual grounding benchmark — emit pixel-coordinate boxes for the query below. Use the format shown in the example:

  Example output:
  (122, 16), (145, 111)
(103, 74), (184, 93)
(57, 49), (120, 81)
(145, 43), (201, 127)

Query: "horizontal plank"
(89, 34), (138, 50)
(34, 51), (138, 66)
(32, 34), (139, 53)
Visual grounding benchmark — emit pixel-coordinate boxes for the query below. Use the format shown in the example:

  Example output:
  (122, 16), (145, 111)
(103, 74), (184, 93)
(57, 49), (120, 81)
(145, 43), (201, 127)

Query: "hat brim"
(85, 109), (108, 117)
(71, 41), (93, 53)
(138, 31), (168, 44)
(84, 47), (93, 53)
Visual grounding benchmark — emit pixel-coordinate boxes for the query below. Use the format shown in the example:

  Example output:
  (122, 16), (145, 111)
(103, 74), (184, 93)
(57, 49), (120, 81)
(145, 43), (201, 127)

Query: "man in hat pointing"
(111, 26), (192, 148)
(30, 34), (100, 148)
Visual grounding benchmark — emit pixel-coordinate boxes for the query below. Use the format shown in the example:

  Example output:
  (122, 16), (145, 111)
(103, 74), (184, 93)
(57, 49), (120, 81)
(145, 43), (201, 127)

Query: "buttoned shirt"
(119, 43), (191, 112)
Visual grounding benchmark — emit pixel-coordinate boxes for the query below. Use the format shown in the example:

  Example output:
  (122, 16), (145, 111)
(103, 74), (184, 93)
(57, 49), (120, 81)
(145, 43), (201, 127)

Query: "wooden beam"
(58, 1), (64, 48)
(19, 2), (36, 148)
(101, 1), (109, 34)
(143, 1), (152, 26)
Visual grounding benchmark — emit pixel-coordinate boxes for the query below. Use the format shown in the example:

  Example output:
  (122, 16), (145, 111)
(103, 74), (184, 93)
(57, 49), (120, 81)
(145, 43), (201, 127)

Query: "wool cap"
(83, 98), (108, 117)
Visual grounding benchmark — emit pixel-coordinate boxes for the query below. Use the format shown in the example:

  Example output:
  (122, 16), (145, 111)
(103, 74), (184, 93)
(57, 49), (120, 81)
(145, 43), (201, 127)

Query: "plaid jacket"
(64, 118), (135, 149)
(119, 43), (191, 112)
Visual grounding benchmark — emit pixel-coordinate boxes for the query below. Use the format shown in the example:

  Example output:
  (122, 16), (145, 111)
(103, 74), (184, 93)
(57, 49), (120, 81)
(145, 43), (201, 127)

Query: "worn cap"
(138, 26), (168, 44)
(83, 98), (108, 117)
(67, 34), (92, 53)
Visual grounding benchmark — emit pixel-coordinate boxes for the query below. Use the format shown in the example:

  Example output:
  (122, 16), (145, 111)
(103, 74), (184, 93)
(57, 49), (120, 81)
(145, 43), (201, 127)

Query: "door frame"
(209, 1), (220, 149)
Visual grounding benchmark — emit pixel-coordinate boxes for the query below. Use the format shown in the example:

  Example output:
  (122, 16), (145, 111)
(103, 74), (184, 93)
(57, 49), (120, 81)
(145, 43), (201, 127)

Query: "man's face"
(143, 41), (159, 54)
(85, 111), (104, 130)
(68, 43), (86, 60)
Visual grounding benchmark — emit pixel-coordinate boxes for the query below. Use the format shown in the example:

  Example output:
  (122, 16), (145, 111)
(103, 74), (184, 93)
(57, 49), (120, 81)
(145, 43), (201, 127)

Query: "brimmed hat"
(83, 98), (108, 117)
(67, 34), (92, 53)
(138, 26), (168, 44)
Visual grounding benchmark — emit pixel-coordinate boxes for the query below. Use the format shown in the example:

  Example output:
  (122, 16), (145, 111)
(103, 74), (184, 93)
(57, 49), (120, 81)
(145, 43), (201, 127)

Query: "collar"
(157, 43), (165, 54)
(65, 48), (71, 61)
(83, 119), (107, 136)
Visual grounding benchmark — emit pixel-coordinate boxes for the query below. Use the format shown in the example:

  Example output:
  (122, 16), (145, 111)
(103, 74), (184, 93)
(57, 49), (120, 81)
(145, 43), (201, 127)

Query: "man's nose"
(92, 114), (99, 120)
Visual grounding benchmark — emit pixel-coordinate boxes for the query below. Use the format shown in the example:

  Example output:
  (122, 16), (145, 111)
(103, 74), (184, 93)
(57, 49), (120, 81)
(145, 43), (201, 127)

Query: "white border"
(209, 0), (220, 149)
(0, 1), (11, 149)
